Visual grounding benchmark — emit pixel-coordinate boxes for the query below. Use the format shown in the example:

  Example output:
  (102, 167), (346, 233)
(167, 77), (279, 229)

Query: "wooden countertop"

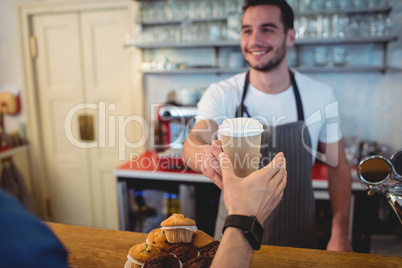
(48, 222), (401, 268)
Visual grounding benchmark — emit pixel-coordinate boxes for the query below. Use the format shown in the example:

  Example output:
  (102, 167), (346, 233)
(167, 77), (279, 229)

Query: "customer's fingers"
(254, 152), (285, 181)
(218, 152), (235, 181)
(201, 156), (223, 189)
(204, 143), (222, 176)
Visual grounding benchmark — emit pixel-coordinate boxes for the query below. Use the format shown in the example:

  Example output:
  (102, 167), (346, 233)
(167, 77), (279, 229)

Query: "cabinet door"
(80, 9), (139, 229)
(33, 13), (94, 226)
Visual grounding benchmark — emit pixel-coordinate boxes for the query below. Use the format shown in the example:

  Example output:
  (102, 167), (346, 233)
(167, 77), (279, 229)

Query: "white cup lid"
(218, 117), (263, 137)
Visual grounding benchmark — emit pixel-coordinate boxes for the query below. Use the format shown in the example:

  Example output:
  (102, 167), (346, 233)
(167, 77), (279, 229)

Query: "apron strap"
(289, 69), (304, 121)
(236, 69), (304, 121)
(235, 72), (251, 118)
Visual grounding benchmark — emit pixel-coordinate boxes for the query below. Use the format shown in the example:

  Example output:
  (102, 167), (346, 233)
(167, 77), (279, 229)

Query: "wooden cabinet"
(18, 0), (143, 229)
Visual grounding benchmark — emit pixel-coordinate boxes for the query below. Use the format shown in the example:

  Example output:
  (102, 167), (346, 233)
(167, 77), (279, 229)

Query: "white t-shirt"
(196, 70), (342, 163)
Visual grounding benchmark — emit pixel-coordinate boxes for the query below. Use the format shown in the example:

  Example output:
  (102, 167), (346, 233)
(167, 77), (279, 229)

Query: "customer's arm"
(0, 190), (69, 267)
(320, 139), (353, 252)
(211, 152), (287, 267)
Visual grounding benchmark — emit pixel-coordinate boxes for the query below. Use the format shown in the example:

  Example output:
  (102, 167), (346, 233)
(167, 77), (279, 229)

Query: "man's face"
(241, 5), (295, 72)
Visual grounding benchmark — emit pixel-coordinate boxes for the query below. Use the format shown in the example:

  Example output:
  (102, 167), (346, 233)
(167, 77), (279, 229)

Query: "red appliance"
(154, 104), (198, 169)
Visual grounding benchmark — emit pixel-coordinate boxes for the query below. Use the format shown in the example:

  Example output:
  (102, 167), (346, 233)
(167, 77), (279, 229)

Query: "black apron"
(214, 70), (317, 249)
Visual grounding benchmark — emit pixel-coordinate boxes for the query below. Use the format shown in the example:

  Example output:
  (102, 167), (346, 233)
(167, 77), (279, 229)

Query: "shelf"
(140, 16), (227, 26)
(137, 6), (391, 26)
(0, 145), (29, 160)
(126, 35), (397, 49)
(141, 67), (247, 74)
(296, 6), (391, 16)
(140, 66), (389, 74)
(125, 40), (240, 49)
(295, 66), (387, 73)
(296, 35), (398, 45)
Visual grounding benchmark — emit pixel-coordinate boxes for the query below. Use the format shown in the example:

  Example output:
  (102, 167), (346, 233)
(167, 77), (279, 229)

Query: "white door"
(32, 8), (139, 228)
(33, 12), (93, 226)
(81, 9), (137, 228)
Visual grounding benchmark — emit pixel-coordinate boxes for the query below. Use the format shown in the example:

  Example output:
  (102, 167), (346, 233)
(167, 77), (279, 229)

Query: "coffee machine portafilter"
(357, 150), (402, 225)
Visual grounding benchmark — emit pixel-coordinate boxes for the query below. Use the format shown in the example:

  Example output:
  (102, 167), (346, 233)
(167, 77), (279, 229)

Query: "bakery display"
(127, 242), (160, 268)
(160, 213), (197, 243)
(126, 213), (219, 267)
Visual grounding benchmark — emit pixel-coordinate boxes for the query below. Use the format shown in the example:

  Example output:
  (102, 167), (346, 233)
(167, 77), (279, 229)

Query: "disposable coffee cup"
(218, 118), (263, 178)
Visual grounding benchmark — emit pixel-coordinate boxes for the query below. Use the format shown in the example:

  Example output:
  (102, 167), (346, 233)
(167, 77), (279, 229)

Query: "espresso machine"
(153, 104), (197, 168)
(357, 150), (402, 225)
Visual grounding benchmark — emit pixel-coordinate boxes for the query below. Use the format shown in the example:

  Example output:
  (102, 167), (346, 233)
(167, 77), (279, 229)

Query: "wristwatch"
(222, 215), (264, 250)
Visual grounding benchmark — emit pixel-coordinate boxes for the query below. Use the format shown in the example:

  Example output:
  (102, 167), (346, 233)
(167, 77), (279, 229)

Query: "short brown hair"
(242, 0), (294, 31)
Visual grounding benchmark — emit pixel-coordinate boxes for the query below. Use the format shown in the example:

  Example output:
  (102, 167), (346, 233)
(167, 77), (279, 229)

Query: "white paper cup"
(218, 118), (263, 177)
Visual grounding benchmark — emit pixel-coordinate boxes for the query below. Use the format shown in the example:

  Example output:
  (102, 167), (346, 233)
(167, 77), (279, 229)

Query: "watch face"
(247, 217), (263, 250)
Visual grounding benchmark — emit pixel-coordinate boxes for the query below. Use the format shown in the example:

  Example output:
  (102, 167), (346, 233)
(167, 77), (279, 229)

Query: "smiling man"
(182, 0), (353, 251)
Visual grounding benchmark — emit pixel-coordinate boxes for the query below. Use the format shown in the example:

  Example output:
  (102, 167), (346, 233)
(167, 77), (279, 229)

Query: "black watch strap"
(222, 215), (264, 250)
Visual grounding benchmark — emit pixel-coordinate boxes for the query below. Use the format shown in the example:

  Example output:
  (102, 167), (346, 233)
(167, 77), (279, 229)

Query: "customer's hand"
(201, 140), (223, 189)
(218, 152), (287, 224)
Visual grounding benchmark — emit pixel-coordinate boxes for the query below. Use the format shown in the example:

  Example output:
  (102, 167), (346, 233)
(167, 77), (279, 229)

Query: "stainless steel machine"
(357, 150), (402, 225)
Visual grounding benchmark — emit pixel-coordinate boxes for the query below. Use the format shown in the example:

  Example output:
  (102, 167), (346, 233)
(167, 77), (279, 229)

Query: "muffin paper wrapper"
(126, 254), (144, 266)
(161, 226), (197, 243)
(160, 226), (197, 231)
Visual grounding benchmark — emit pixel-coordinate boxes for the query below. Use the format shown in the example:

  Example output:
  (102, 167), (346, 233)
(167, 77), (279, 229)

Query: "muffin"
(191, 230), (215, 249)
(160, 213), (197, 243)
(200, 241), (220, 260)
(127, 242), (160, 268)
(142, 252), (182, 268)
(183, 255), (211, 268)
(147, 228), (171, 252)
(167, 243), (199, 264)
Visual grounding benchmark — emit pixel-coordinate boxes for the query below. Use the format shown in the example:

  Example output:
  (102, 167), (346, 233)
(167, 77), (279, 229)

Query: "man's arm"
(320, 139), (353, 252)
(183, 119), (226, 189)
(182, 119), (218, 172)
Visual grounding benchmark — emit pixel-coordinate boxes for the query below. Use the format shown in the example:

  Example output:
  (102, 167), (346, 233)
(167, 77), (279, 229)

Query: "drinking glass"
(339, 0), (352, 9)
(332, 46), (350, 66)
(385, 15), (394, 36)
(352, 0), (366, 8)
(314, 47), (328, 66)
(310, 0), (324, 11)
(296, 16), (308, 39)
(212, 0), (226, 17)
(324, 0), (337, 10)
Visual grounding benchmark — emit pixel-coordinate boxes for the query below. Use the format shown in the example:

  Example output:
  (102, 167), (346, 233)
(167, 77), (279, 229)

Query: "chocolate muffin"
(183, 255), (211, 268)
(142, 252), (181, 268)
(200, 241), (220, 260)
(167, 243), (199, 263)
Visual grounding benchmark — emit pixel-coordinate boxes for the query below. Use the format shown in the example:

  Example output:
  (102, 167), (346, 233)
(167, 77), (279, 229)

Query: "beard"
(244, 39), (287, 72)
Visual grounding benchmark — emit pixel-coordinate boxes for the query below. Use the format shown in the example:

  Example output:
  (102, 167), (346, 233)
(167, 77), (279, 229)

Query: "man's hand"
(218, 152), (287, 224)
(201, 140), (224, 189)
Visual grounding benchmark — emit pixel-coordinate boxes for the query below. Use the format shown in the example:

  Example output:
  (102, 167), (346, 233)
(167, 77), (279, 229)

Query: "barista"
(182, 0), (353, 251)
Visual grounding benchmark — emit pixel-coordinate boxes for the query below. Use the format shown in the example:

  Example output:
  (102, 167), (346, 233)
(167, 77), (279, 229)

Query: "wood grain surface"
(47, 222), (402, 268)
